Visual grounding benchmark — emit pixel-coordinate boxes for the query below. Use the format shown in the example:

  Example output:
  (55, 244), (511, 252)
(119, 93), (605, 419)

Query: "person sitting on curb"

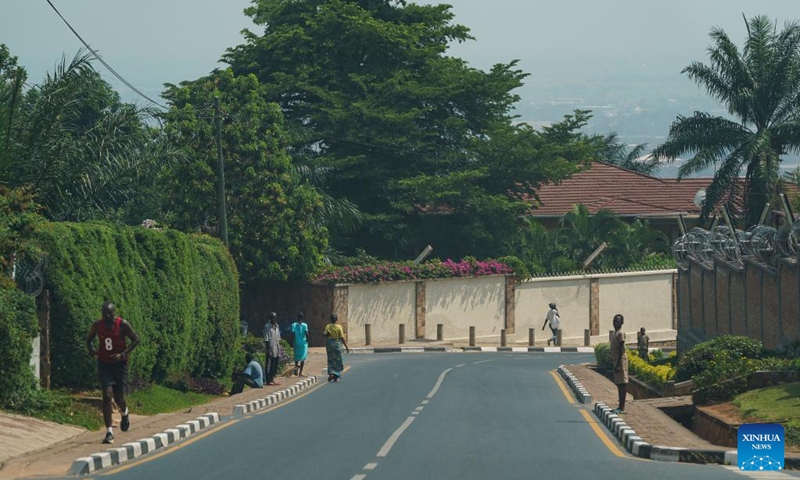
(230, 352), (263, 395)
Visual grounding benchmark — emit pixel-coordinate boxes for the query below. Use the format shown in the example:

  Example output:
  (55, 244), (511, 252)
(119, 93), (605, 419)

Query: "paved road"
(68, 353), (800, 480)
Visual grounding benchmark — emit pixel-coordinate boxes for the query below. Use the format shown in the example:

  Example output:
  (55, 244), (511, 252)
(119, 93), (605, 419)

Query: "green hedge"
(35, 222), (240, 388)
(0, 285), (38, 407)
(675, 335), (763, 382)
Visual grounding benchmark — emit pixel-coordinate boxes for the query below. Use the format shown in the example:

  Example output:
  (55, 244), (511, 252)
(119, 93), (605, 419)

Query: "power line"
(44, 0), (168, 110)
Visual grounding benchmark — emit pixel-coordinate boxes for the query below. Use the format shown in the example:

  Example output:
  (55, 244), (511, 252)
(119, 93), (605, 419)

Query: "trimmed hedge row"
(0, 285), (38, 406)
(35, 222), (240, 388)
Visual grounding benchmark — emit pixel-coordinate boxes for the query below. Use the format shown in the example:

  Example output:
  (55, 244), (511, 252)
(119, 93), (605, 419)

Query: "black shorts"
(98, 361), (128, 388)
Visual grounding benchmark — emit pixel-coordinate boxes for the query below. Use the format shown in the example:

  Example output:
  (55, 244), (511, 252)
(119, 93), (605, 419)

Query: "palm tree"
(2, 49), (175, 221)
(598, 132), (659, 175)
(652, 15), (800, 226)
(556, 204), (622, 270)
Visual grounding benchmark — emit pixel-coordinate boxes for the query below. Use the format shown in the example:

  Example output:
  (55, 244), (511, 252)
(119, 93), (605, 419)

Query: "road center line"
(364, 463), (378, 470)
(426, 368), (453, 399)
(376, 416), (416, 457)
(350, 475), (367, 480)
(472, 360), (492, 365)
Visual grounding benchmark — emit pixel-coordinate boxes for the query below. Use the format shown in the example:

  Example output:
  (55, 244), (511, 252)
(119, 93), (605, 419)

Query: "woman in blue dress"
(291, 312), (309, 376)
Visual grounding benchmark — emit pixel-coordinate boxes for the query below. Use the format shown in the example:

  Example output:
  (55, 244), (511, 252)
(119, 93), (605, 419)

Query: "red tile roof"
(529, 162), (712, 218)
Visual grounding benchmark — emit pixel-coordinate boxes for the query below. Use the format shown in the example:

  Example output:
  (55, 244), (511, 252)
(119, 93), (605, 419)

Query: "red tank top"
(96, 317), (127, 364)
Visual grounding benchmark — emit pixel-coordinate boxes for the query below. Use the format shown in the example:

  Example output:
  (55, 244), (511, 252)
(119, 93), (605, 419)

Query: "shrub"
(0, 285), (39, 409)
(595, 343), (612, 369)
(628, 350), (676, 388)
(675, 335), (763, 382)
(314, 257), (512, 284)
(496, 255), (529, 280)
(692, 354), (758, 405)
(34, 222), (240, 388)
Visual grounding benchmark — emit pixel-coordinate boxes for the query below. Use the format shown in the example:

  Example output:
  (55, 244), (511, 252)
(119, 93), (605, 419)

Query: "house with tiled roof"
(529, 161), (713, 240)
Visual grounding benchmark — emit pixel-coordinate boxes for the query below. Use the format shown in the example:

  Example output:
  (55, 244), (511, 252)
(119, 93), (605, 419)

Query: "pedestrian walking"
(263, 312), (282, 386)
(610, 313), (628, 414)
(541, 302), (560, 346)
(291, 311), (309, 377)
(85, 301), (140, 444)
(324, 313), (349, 382)
(637, 327), (650, 362)
(230, 352), (263, 395)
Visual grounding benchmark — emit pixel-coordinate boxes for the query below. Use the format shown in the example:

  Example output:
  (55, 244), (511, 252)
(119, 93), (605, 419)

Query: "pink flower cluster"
(314, 258), (513, 284)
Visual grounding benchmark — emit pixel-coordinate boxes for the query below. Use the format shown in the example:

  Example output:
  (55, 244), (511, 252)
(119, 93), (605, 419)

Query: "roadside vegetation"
(3, 5), (800, 436)
(734, 383), (800, 446)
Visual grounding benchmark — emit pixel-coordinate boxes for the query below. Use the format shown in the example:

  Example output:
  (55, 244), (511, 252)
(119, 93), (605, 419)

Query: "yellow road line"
(578, 409), (627, 458)
(100, 419), (241, 475)
(548, 369), (632, 460)
(101, 373), (335, 475)
(548, 370), (576, 404)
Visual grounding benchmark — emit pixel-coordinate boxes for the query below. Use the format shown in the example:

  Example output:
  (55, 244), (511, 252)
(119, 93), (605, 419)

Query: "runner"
(86, 302), (140, 444)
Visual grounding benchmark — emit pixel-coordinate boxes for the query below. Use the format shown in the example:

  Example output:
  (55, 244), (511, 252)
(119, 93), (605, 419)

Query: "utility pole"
(214, 96), (229, 249)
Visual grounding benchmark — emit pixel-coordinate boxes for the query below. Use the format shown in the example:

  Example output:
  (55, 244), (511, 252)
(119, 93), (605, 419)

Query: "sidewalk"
(565, 364), (724, 450)
(0, 351), (328, 479)
(562, 363), (800, 468)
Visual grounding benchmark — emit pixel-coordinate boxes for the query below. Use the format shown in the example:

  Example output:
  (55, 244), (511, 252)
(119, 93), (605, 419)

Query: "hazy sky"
(1, 0), (799, 105)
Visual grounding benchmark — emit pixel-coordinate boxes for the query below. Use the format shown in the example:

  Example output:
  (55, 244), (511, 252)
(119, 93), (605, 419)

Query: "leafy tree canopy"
(222, 0), (598, 259)
(161, 69), (328, 282)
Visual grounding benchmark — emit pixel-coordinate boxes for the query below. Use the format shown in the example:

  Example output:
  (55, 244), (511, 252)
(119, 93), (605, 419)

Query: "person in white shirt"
(541, 302), (561, 346)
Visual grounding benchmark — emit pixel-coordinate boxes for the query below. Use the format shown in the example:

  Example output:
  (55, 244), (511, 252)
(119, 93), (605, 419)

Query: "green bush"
(595, 342), (612, 369)
(0, 285), (39, 409)
(675, 335), (764, 382)
(628, 350), (676, 388)
(496, 255), (530, 280)
(34, 222), (240, 388)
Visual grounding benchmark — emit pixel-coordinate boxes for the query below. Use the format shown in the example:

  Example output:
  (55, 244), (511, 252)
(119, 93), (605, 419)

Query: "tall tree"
(222, 0), (593, 259)
(652, 15), (800, 225)
(161, 69), (327, 282)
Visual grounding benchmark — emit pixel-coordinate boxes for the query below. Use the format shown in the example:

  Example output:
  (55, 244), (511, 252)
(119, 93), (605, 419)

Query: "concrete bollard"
(437, 324), (443, 341)
(529, 328), (535, 347)
(469, 326), (475, 347)
(501, 329), (507, 347)
(556, 329), (563, 347)
(365, 324), (372, 346)
(584, 329), (590, 347)
(399, 324), (405, 344)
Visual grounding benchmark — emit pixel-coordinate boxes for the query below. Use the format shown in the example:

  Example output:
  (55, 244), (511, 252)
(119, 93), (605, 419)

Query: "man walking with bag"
(542, 302), (560, 346)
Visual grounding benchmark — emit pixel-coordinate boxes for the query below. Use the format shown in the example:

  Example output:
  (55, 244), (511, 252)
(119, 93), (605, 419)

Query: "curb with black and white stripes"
(69, 413), (220, 475)
(557, 365), (593, 404)
(233, 376), (318, 416)
(592, 402), (738, 465)
(350, 346), (596, 354)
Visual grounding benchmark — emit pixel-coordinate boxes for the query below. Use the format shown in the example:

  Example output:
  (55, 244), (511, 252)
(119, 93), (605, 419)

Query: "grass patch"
(733, 382), (800, 446)
(1, 389), (104, 431)
(126, 385), (214, 416)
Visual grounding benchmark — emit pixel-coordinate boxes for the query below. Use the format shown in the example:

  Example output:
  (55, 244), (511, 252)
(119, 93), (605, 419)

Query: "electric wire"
(44, 0), (168, 110)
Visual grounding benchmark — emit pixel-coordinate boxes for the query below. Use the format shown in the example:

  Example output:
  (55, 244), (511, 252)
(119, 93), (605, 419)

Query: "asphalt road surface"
(79, 353), (800, 480)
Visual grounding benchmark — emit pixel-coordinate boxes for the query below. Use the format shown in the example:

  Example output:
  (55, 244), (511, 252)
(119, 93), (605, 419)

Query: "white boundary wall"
(347, 283), (415, 344)
(336, 269), (676, 346)
(425, 276), (505, 341)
